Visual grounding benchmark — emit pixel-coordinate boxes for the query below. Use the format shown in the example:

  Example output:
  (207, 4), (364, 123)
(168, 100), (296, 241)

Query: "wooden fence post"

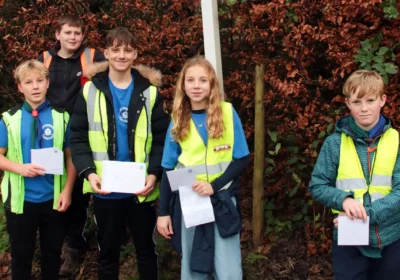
(253, 64), (265, 246)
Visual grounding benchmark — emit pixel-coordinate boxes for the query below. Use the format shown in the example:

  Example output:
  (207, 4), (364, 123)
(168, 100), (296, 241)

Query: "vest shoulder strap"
(42, 48), (95, 70)
(43, 51), (52, 69)
(2, 105), (22, 120)
(80, 48), (95, 70)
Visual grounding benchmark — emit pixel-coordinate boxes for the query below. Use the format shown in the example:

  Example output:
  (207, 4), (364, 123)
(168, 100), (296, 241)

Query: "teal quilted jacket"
(309, 115), (400, 248)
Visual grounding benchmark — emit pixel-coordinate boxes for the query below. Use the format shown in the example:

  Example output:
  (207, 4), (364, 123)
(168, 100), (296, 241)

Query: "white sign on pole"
(201, 0), (225, 99)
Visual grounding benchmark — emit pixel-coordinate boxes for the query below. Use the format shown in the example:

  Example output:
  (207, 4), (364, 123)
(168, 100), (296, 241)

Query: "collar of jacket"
(48, 41), (87, 60)
(91, 67), (151, 96)
(334, 114), (392, 142)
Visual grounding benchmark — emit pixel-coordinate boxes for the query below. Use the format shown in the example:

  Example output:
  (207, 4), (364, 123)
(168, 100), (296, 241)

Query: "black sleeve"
(211, 155), (250, 192)
(147, 89), (170, 180)
(93, 49), (106, 62)
(70, 89), (96, 179)
(159, 168), (173, 216)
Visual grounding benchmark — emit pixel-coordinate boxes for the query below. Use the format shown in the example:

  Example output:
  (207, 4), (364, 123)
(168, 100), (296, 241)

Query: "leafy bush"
(0, 0), (399, 258)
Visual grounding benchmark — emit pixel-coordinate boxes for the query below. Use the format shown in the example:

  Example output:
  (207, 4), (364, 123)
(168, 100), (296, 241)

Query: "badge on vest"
(213, 144), (231, 152)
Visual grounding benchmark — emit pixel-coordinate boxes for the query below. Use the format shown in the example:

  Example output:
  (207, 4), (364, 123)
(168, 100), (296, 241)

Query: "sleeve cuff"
(148, 170), (162, 181)
(83, 169), (96, 180)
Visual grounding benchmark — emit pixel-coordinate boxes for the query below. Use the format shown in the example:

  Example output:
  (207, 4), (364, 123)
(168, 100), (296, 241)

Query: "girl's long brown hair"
(171, 56), (225, 142)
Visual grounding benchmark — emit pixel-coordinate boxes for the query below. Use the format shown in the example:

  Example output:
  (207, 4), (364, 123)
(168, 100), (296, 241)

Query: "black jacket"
(69, 64), (170, 181)
(38, 43), (105, 115)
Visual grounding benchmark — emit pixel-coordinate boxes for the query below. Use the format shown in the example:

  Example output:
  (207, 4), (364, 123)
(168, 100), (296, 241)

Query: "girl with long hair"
(157, 56), (250, 279)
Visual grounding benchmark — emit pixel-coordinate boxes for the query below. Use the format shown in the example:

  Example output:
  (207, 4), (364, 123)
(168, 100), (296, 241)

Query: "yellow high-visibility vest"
(177, 102), (234, 190)
(1, 108), (69, 214)
(82, 81), (159, 202)
(332, 128), (398, 213)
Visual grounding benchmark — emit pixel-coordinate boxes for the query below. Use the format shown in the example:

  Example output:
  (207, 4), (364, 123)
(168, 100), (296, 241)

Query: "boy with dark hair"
(37, 14), (105, 277)
(0, 59), (76, 279)
(309, 70), (400, 279)
(70, 27), (170, 279)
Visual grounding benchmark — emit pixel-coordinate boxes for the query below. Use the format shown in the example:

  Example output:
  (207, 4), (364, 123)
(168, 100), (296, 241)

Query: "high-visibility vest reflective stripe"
(43, 48), (95, 70)
(82, 82), (158, 202)
(332, 129), (398, 214)
(177, 102), (234, 190)
(1, 109), (69, 214)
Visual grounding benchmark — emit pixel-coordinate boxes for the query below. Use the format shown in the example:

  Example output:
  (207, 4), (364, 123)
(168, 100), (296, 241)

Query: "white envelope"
(101, 160), (146, 193)
(338, 216), (369, 246)
(31, 147), (63, 175)
(166, 168), (197, 191)
(179, 186), (215, 228)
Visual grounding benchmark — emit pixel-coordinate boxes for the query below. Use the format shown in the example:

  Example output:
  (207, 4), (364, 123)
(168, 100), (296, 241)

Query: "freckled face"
(345, 92), (386, 130)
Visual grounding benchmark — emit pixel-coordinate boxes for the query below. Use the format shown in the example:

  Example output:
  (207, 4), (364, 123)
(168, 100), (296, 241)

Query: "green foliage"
(354, 34), (398, 84)
(246, 251), (266, 265)
(120, 243), (134, 261)
(381, 0), (399, 19)
(0, 202), (9, 253)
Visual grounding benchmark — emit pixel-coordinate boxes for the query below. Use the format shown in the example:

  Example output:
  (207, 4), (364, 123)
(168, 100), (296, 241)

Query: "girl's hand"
(57, 189), (72, 212)
(157, 216), (173, 239)
(192, 181), (214, 196)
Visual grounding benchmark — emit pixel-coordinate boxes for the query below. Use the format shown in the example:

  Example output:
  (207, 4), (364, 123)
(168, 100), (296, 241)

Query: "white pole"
(201, 0), (225, 99)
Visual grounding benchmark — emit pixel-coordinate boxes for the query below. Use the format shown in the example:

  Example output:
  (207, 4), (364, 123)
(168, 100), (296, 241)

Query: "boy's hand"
(135, 174), (156, 197)
(157, 216), (173, 240)
(192, 181), (214, 196)
(88, 173), (110, 195)
(342, 197), (368, 222)
(18, 164), (45, 177)
(333, 212), (346, 228)
(57, 189), (72, 212)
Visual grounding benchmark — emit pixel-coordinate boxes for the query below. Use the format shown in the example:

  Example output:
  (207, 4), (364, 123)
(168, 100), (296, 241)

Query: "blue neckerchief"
(22, 100), (50, 148)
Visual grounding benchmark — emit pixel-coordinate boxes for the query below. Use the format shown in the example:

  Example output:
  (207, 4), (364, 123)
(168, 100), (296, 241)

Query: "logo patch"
(42, 124), (54, 140)
(119, 107), (128, 123)
(213, 144), (231, 152)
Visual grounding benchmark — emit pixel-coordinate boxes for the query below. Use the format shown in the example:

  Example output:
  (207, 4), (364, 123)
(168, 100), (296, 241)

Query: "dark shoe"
(59, 248), (81, 277)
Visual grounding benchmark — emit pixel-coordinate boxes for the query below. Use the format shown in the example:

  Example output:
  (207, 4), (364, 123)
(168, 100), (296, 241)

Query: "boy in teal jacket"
(309, 70), (400, 280)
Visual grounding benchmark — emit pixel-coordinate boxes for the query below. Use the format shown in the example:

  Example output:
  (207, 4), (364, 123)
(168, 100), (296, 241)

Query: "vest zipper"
(376, 224), (382, 248)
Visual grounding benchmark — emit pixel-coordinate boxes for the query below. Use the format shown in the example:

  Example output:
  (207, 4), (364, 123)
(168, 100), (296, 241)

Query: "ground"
(0, 182), (334, 279)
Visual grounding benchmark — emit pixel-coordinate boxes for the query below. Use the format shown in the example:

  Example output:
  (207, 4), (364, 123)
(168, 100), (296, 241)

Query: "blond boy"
(0, 60), (76, 279)
(309, 70), (400, 279)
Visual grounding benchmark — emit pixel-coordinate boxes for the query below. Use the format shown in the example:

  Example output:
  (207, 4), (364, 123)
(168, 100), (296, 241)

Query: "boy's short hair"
(55, 15), (84, 33)
(14, 60), (49, 84)
(105, 27), (137, 48)
(343, 70), (385, 98)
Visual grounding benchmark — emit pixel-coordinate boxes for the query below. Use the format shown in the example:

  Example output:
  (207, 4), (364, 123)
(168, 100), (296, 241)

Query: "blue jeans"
(180, 198), (242, 280)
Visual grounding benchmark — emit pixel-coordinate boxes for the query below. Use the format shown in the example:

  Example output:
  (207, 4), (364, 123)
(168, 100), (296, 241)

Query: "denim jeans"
(180, 198), (242, 280)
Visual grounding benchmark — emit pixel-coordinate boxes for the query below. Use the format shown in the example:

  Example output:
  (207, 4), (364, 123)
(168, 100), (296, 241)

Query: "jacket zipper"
(63, 60), (67, 103)
(366, 135), (382, 248)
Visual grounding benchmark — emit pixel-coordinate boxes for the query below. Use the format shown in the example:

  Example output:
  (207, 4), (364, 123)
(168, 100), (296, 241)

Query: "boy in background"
(37, 14), (105, 277)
